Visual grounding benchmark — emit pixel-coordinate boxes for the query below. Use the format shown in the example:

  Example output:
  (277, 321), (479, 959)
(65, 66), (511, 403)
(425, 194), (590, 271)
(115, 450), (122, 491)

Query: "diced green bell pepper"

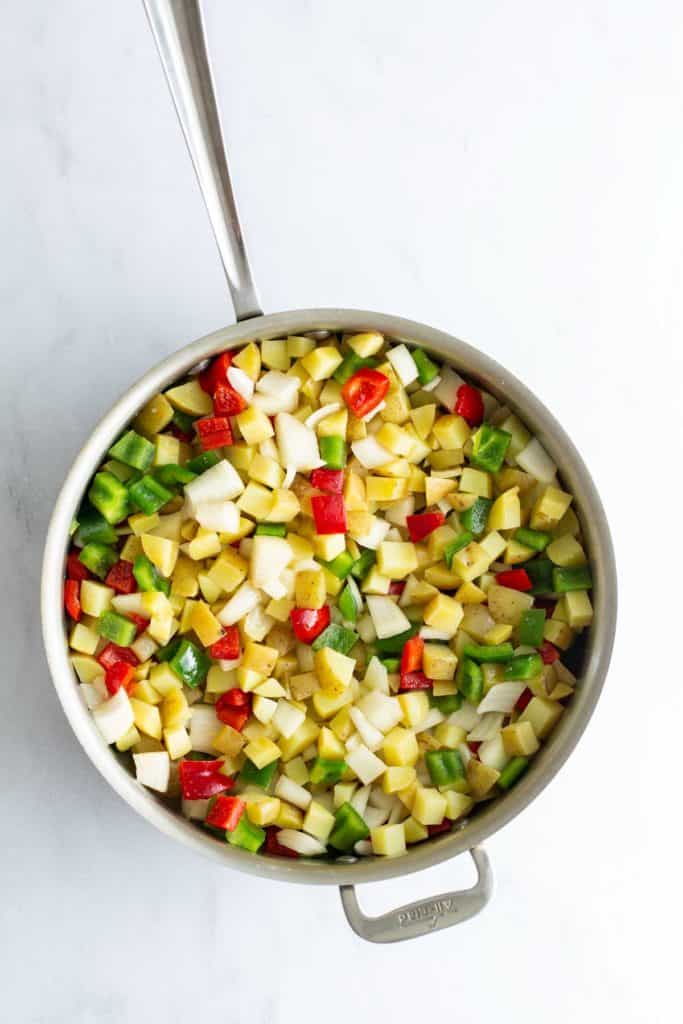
(381, 657), (400, 673)
(127, 475), (173, 515)
(514, 527), (551, 552)
(429, 692), (463, 714)
(153, 464), (197, 487)
(519, 609), (546, 647)
(553, 566), (593, 593)
(98, 610), (137, 647)
(333, 353), (377, 385)
(350, 549), (375, 580)
(227, 815), (265, 852)
(186, 450), (221, 475)
(167, 639), (210, 688)
(411, 348), (439, 386)
(470, 424), (512, 473)
(444, 531), (473, 568)
(373, 622), (420, 656)
(525, 558), (554, 595)
(156, 637), (182, 662)
(108, 430), (155, 472)
(504, 653), (543, 681)
(88, 471), (130, 524)
(133, 554), (170, 594)
(462, 643), (514, 663)
(338, 579), (361, 623)
(319, 435), (347, 469)
(309, 757), (347, 785)
(498, 756), (529, 790)
(323, 550), (355, 580)
(311, 623), (358, 655)
(255, 523), (287, 537)
(172, 409), (196, 435)
(79, 542), (118, 580)
(239, 758), (279, 789)
(457, 657), (484, 703)
(74, 502), (118, 546)
(328, 802), (370, 851)
(425, 748), (466, 787)
(460, 497), (492, 536)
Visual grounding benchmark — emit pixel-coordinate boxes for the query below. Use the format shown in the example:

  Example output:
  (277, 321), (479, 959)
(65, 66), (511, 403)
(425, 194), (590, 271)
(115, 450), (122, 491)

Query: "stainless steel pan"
(41, 0), (617, 943)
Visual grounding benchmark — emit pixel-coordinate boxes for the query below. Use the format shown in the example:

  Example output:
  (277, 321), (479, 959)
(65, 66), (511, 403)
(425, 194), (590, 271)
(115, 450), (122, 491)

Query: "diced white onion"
(368, 786), (397, 810)
(92, 688), (134, 744)
(243, 605), (275, 642)
(345, 731), (362, 751)
(189, 704), (219, 752)
(227, 365), (254, 400)
(349, 515), (391, 551)
(447, 702), (481, 731)
(516, 438), (557, 483)
(384, 496), (415, 527)
(361, 400), (386, 423)
(363, 656), (389, 694)
(249, 536), (292, 589)
(185, 460), (244, 512)
(131, 633), (158, 662)
(478, 733), (509, 771)
(356, 613), (377, 644)
(273, 701), (306, 739)
(433, 366), (465, 410)
(218, 657), (241, 672)
(217, 582), (261, 626)
(282, 464), (296, 489)
(414, 707), (445, 733)
(387, 344), (419, 386)
(350, 784), (371, 815)
(275, 775), (312, 809)
(305, 403), (341, 429)
(351, 436), (394, 469)
(133, 751), (170, 793)
(356, 691), (403, 733)
(257, 370), (300, 398)
(276, 829), (327, 856)
(422, 374), (441, 392)
(363, 805), (390, 828)
(346, 744), (386, 785)
(366, 596), (411, 639)
(457, 742), (473, 766)
(80, 681), (105, 710)
(354, 840), (373, 856)
(419, 626), (452, 641)
(274, 412), (320, 471)
(468, 711), (505, 741)
(194, 500), (240, 533)
(349, 707), (384, 751)
(261, 578), (287, 600)
(476, 683), (526, 715)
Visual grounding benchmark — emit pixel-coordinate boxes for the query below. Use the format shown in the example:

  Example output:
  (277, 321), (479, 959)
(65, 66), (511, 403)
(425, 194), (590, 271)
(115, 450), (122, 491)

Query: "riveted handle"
(339, 846), (493, 943)
(142, 0), (262, 321)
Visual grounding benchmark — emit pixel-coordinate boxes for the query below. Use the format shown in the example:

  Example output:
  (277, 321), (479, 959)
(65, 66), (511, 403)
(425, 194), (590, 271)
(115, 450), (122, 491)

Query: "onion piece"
(516, 438), (557, 483)
(447, 702), (481, 731)
(276, 829), (327, 856)
(227, 365), (254, 401)
(274, 774), (312, 810)
(433, 366), (466, 410)
(477, 684), (526, 715)
(478, 733), (509, 771)
(422, 374), (442, 392)
(346, 744), (386, 785)
(188, 704), (220, 752)
(365, 596), (411, 639)
(350, 784), (371, 816)
(133, 751), (170, 793)
(351, 436), (394, 469)
(349, 707), (384, 751)
(386, 344), (419, 386)
(468, 711), (505, 741)
(92, 688), (134, 744)
(361, 400), (386, 423)
(282, 464), (296, 489)
(414, 707), (445, 733)
(420, 626), (452, 641)
(194, 500), (240, 533)
(363, 805), (390, 828)
(275, 412), (320, 471)
(184, 460), (244, 512)
(217, 582), (261, 626)
(305, 402), (342, 429)
(354, 840), (373, 856)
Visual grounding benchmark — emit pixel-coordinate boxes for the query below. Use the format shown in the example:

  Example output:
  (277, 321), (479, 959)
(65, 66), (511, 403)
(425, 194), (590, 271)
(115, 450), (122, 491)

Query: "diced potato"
(530, 486), (573, 531)
(249, 452), (284, 489)
(382, 766), (416, 793)
(207, 549), (247, 595)
(314, 647), (355, 696)
(487, 583), (534, 625)
(131, 680), (162, 705)
(501, 722), (539, 757)
(459, 468), (492, 498)
(318, 726), (346, 760)
(451, 541), (492, 582)
(294, 569), (326, 610)
(365, 476), (409, 502)
(544, 619), (575, 650)
(301, 347), (343, 381)
(277, 718), (320, 761)
(242, 642), (279, 677)
(261, 338), (290, 371)
(312, 686), (354, 719)
(398, 691), (430, 729)
(79, 580), (114, 618)
(423, 593), (464, 637)
(409, 404), (437, 440)
(347, 332), (384, 357)
(444, 791), (473, 821)
(383, 726), (419, 767)
(265, 489), (300, 523)
(466, 758), (500, 798)
(233, 341), (261, 380)
(519, 696), (564, 739)
(165, 380), (213, 416)
(303, 800), (336, 840)
(149, 663), (183, 697)
(70, 654), (104, 683)
(434, 722), (467, 748)
(185, 529), (221, 561)
(404, 816), (429, 844)
(456, 581), (487, 604)
(371, 824), (406, 857)
(236, 407), (274, 445)
(244, 735), (281, 769)
(377, 541), (418, 579)
(290, 671), (319, 701)
(134, 393), (174, 436)
(424, 477), (457, 504)
(164, 725), (192, 760)
(153, 434), (180, 467)
(130, 698), (162, 740)
(69, 622), (99, 655)
(311, 533), (346, 561)
(564, 590), (593, 629)
(488, 489), (521, 531)
(546, 535), (587, 567)
(483, 623), (513, 645)
(432, 414), (470, 449)
(129, 512), (160, 536)
(412, 786), (447, 826)
(423, 643), (458, 680)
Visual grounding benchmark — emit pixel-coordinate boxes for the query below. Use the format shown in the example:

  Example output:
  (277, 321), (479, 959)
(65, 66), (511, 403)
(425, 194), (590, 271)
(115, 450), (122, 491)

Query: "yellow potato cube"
(171, 555), (200, 598)
(377, 541), (418, 579)
(130, 698), (162, 740)
(186, 601), (221, 648)
(422, 643), (458, 680)
(303, 800), (336, 841)
(79, 580), (114, 618)
(70, 654), (104, 684)
(275, 802), (304, 829)
(249, 452), (284, 490)
(318, 726), (346, 760)
(483, 623), (513, 645)
(301, 346), (343, 381)
(289, 671), (319, 702)
(233, 341), (261, 380)
(412, 786), (448, 826)
(501, 722), (540, 757)
(456, 581), (487, 604)
(312, 687), (354, 719)
(160, 689), (190, 731)
(423, 593), (464, 636)
(564, 590), (593, 629)
(261, 337), (290, 371)
(519, 696), (564, 739)
(434, 722), (467, 748)
(382, 766), (416, 793)
(530, 486), (573, 531)
(459, 468), (492, 498)
(153, 434), (180, 468)
(185, 529), (221, 561)
(207, 549), (247, 595)
(265, 489), (300, 523)
(488, 489), (521, 531)
(376, 423), (414, 457)
(131, 680), (162, 705)
(314, 647), (355, 696)
(163, 726), (192, 760)
(504, 539), (535, 565)
(237, 482), (273, 520)
(383, 726), (419, 767)
(247, 797), (281, 827)
(165, 380), (213, 416)
(310, 533), (345, 561)
(404, 816), (429, 844)
(69, 622), (99, 655)
(242, 642), (279, 678)
(347, 332), (384, 358)
(371, 824), (406, 857)
(424, 477), (457, 505)
(466, 759), (499, 798)
(277, 718), (320, 761)
(365, 476), (409, 502)
(330, 706), (354, 742)
(129, 512), (160, 536)
(236, 406), (274, 446)
(244, 736), (281, 769)
(444, 791), (473, 821)
(451, 541), (492, 582)
(116, 726), (141, 753)
(148, 663), (182, 698)
(398, 691), (430, 729)
(133, 393), (174, 436)
(546, 535), (587, 567)
(294, 569), (326, 610)
(544, 619), (575, 650)
(426, 524), (458, 562)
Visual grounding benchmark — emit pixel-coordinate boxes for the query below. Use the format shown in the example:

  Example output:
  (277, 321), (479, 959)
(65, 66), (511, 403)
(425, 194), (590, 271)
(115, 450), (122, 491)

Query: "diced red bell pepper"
(454, 383), (484, 426)
(265, 826), (299, 858)
(427, 818), (453, 837)
(213, 383), (247, 416)
(215, 689), (252, 732)
(105, 661), (136, 696)
(196, 416), (233, 450)
(341, 368), (390, 419)
(496, 568), (532, 592)
(199, 351), (233, 394)
(540, 641), (560, 665)
(105, 559), (136, 594)
(389, 580), (406, 596)
(290, 606), (330, 644)
(406, 511), (445, 543)
(97, 643), (139, 670)
(216, 706), (250, 732)
(205, 795), (246, 832)
(468, 741), (482, 755)
(400, 635), (424, 675)
(216, 688), (251, 709)
(311, 493), (347, 535)
(310, 468), (344, 494)
(127, 613), (150, 637)
(209, 626), (241, 661)
(399, 670), (432, 692)
(64, 580), (81, 621)
(179, 759), (232, 800)
(515, 687), (533, 712)
(66, 550), (90, 581)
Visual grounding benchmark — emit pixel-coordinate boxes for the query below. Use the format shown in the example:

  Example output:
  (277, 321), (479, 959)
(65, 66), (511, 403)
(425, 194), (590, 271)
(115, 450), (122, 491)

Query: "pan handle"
(142, 0), (262, 322)
(339, 846), (493, 943)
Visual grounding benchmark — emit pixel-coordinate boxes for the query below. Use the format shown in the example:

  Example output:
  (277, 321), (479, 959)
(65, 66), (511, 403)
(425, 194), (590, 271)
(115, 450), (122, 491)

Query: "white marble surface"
(2, 1), (681, 1021)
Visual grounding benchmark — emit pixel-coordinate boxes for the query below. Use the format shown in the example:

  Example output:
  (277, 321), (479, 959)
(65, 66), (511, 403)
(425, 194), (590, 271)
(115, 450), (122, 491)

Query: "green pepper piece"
(514, 527), (551, 552)
(186, 450), (221, 474)
(350, 549), (376, 580)
(79, 542), (118, 580)
(323, 550), (355, 580)
(328, 802), (370, 851)
(525, 558), (555, 595)
(74, 502), (118, 547)
(88, 471), (130, 524)
(172, 409), (197, 435)
(519, 609), (546, 647)
(156, 637), (182, 663)
(133, 554), (170, 594)
(381, 657), (401, 673)
(153, 464), (197, 487)
(460, 497), (492, 536)
(127, 475), (173, 515)
(457, 657), (484, 703)
(319, 435), (347, 469)
(255, 523), (287, 537)
(338, 580), (361, 623)
(168, 639), (210, 688)
(102, 459), (138, 483)
(333, 353), (378, 385)
(553, 566), (593, 593)
(504, 653), (543, 681)
(425, 749), (466, 787)
(98, 610), (137, 647)
(108, 430), (155, 472)
(498, 756), (529, 790)
(462, 643), (515, 663)
(444, 531), (474, 568)
(311, 623), (359, 655)
(239, 758), (279, 789)
(470, 424), (512, 474)
(373, 622), (420, 656)
(429, 692), (463, 714)
(227, 816), (265, 852)
(309, 757), (347, 785)
(411, 348), (439, 385)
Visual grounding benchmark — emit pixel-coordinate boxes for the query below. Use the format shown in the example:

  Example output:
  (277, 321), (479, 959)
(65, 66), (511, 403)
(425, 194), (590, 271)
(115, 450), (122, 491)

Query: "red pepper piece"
(341, 368), (390, 419)
(265, 826), (299, 858)
(97, 643), (139, 670)
(213, 383), (247, 416)
(127, 613), (150, 637)
(290, 606), (331, 643)
(206, 795), (246, 831)
(311, 493), (347, 535)
(179, 759), (232, 800)
(454, 383), (484, 426)
(406, 511), (445, 543)
(389, 580), (406, 596)
(216, 688), (252, 709)
(215, 690), (252, 731)
(310, 468), (344, 494)
(216, 706), (250, 732)
(495, 568), (532, 592)
(400, 635), (424, 675)
(399, 670), (432, 692)
(539, 641), (560, 665)
(199, 351), (233, 394)
(105, 661), (136, 696)
(515, 687), (533, 712)
(209, 626), (241, 661)
(64, 580), (81, 621)
(196, 416), (233, 450)
(468, 741), (482, 755)
(66, 550), (90, 581)
(104, 559), (136, 594)
(427, 818), (453, 837)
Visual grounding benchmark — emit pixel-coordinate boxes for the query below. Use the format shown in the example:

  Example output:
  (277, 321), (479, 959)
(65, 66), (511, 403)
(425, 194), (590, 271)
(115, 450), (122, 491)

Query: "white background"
(1, 1), (681, 1021)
